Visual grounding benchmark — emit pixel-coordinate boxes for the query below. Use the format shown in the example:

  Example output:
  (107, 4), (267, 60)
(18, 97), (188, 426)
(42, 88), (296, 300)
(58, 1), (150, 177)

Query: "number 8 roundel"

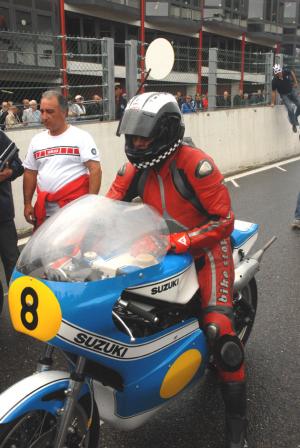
(8, 276), (62, 342)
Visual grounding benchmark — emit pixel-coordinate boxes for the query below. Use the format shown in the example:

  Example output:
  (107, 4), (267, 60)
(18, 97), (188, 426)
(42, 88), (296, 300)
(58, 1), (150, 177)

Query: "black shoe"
(292, 124), (297, 133)
(221, 382), (249, 448)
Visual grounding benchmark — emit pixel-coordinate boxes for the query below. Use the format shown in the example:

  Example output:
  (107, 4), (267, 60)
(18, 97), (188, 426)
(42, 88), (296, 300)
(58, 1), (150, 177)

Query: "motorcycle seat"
(230, 220), (259, 249)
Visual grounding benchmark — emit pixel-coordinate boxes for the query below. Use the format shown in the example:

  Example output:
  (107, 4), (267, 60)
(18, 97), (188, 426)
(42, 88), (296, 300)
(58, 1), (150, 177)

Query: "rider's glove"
(169, 232), (191, 254)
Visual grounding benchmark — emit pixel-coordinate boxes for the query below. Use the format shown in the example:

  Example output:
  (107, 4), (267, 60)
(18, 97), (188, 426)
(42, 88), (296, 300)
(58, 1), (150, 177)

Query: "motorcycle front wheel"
(0, 395), (99, 448)
(234, 277), (258, 345)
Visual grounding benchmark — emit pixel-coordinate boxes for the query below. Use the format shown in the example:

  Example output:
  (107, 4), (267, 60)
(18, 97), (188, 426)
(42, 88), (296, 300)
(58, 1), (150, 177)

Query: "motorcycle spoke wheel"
(0, 397), (99, 448)
(234, 278), (258, 345)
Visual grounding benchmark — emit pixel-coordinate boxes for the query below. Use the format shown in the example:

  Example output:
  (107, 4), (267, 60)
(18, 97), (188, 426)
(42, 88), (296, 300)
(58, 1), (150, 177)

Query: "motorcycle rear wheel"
(0, 395), (99, 448)
(234, 278), (258, 345)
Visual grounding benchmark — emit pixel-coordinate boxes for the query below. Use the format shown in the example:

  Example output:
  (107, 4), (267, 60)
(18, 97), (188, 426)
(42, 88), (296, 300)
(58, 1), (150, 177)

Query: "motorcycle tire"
(234, 277), (258, 345)
(0, 281), (3, 316)
(0, 394), (100, 448)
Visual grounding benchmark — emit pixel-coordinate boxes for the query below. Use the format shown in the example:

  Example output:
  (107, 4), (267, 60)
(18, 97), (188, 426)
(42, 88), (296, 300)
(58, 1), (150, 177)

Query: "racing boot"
(221, 381), (248, 448)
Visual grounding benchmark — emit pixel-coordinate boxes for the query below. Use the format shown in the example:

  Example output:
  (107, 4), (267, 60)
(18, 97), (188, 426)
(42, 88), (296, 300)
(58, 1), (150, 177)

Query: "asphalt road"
(0, 158), (299, 448)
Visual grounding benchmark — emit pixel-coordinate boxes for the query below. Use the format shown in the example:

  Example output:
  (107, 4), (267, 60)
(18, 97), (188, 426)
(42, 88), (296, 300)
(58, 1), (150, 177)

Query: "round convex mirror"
(145, 38), (175, 80)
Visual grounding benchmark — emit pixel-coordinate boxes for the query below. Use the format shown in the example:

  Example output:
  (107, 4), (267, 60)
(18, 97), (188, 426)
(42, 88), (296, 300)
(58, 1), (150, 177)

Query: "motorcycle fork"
(53, 356), (87, 448)
(36, 344), (55, 372)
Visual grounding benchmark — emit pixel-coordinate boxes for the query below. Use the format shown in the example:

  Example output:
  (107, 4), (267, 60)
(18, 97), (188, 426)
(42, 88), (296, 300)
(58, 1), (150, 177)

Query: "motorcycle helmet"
(118, 92), (185, 169)
(273, 64), (282, 75)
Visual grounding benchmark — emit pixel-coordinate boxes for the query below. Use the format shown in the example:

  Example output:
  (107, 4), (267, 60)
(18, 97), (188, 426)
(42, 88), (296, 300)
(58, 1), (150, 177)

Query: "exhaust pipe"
(234, 236), (277, 291)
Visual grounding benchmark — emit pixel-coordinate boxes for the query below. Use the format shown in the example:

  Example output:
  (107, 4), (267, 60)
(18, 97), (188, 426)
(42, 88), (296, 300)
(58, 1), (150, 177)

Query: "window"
(0, 7), (9, 30)
(37, 14), (52, 33)
(66, 14), (81, 36)
(16, 10), (32, 32)
(248, 0), (264, 19)
(13, 0), (32, 6)
(83, 17), (95, 37)
(284, 1), (297, 19)
(35, 0), (52, 11)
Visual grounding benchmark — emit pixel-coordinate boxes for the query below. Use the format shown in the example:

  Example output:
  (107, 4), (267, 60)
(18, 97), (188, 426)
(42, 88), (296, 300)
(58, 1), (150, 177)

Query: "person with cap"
(107, 91), (248, 448)
(68, 94), (86, 119)
(271, 64), (300, 133)
(23, 90), (102, 229)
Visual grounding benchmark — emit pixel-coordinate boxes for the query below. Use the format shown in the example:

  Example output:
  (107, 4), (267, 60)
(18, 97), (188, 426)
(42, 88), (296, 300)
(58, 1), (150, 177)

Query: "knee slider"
(214, 335), (244, 372)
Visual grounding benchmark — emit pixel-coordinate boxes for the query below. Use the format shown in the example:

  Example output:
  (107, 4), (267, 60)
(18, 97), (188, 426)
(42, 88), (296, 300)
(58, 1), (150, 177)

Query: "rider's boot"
(221, 381), (248, 448)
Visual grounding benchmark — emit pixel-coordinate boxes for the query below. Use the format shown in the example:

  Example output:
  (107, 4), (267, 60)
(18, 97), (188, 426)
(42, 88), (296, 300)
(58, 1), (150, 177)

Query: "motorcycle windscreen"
(16, 195), (169, 282)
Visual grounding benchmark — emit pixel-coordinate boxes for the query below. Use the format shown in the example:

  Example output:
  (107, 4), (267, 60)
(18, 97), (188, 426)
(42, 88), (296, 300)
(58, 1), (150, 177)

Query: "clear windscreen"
(17, 195), (169, 282)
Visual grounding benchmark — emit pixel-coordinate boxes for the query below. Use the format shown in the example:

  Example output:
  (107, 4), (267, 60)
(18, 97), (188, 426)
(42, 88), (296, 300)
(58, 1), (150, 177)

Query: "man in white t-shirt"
(23, 90), (102, 228)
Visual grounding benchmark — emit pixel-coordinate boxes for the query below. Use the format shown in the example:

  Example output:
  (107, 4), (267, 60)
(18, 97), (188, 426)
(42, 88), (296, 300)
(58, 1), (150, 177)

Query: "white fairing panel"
(127, 264), (199, 304)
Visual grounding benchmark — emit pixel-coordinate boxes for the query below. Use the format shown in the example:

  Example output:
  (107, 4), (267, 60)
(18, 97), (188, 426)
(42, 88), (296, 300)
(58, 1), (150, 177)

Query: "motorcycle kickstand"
(53, 356), (86, 448)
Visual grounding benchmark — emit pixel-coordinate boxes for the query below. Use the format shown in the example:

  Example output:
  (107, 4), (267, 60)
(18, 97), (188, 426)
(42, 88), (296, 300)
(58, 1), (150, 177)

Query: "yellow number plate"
(8, 276), (62, 342)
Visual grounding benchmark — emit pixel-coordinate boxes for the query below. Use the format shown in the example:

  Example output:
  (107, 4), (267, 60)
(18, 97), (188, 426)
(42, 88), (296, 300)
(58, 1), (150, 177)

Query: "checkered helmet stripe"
(133, 140), (182, 169)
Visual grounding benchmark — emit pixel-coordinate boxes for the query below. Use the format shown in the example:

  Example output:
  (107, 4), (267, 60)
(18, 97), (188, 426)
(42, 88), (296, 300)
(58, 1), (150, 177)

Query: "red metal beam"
(197, 0), (205, 95)
(59, 0), (68, 98)
(140, 0), (145, 93)
(240, 32), (246, 92)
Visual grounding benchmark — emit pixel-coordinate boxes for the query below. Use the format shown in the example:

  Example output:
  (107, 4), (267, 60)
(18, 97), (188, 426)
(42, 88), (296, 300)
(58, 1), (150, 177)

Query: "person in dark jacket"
(0, 130), (24, 312)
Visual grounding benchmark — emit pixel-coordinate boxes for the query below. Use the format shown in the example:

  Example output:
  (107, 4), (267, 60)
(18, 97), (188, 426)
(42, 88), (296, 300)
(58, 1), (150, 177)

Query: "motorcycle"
(0, 195), (275, 447)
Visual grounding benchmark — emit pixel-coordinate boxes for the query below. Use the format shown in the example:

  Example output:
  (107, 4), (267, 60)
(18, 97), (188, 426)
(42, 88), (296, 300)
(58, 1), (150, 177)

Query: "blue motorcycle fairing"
(0, 372), (90, 425)
(231, 222), (259, 248)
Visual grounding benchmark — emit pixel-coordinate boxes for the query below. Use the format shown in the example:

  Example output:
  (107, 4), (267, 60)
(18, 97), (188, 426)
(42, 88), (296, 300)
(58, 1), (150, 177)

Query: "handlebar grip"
(120, 300), (159, 325)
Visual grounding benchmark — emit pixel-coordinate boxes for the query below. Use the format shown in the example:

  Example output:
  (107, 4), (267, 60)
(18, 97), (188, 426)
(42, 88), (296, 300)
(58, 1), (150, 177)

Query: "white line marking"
(225, 155), (300, 183)
(231, 179), (239, 187)
(276, 166), (287, 172)
(18, 236), (30, 247)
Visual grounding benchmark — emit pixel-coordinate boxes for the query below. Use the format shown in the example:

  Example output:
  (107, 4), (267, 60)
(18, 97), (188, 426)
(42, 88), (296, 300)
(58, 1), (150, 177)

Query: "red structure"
(59, 0), (68, 98)
(140, 0), (146, 92)
(197, 0), (205, 95)
(239, 32), (246, 92)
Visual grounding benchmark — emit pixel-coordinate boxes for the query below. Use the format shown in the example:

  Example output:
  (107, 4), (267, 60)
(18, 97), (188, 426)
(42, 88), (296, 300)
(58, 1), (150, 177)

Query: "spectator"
(17, 98), (30, 122)
(5, 105), (21, 128)
(217, 90), (231, 108)
(175, 91), (184, 108)
(86, 94), (103, 120)
(202, 93), (208, 110)
(0, 130), (24, 313)
(115, 84), (127, 120)
(181, 95), (196, 113)
(233, 90), (245, 107)
(0, 101), (9, 131)
(271, 63), (300, 133)
(243, 92), (250, 106)
(68, 95), (86, 118)
(194, 93), (202, 111)
(256, 89), (265, 104)
(23, 90), (102, 229)
(22, 100), (41, 126)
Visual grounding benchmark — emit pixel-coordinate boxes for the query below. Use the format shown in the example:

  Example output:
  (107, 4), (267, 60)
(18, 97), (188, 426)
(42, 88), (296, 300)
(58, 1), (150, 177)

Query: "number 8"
(20, 287), (39, 330)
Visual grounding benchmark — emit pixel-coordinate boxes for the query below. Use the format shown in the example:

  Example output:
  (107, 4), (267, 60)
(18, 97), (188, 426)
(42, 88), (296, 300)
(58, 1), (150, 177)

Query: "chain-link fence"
(0, 30), (287, 130)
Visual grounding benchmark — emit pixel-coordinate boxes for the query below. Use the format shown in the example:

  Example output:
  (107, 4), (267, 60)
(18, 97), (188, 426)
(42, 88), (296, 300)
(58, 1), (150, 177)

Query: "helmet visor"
(119, 109), (156, 138)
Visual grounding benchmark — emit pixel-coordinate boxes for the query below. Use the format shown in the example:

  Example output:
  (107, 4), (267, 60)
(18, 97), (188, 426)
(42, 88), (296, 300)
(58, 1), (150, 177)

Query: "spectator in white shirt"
(22, 100), (41, 126)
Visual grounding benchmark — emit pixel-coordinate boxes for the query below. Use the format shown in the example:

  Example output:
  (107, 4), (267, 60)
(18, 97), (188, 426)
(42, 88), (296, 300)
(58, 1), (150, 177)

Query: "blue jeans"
(280, 89), (300, 126)
(295, 192), (300, 219)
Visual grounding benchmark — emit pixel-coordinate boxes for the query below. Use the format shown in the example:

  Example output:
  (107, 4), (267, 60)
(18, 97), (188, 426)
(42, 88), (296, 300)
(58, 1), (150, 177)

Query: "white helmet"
(273, 64), (282, 75)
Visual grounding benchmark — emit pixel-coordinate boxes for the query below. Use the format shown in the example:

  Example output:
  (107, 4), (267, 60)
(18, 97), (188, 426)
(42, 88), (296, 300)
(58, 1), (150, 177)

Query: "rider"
(107, 92), (248, 448)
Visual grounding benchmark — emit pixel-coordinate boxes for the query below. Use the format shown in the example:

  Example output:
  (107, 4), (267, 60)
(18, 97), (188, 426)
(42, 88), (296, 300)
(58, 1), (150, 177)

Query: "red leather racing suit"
(107, 144), (244, 383)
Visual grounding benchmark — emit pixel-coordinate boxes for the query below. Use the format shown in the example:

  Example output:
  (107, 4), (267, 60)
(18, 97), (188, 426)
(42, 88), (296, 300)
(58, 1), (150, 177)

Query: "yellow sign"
(160, 349), (202, 399)
(8, 276), (62, 342)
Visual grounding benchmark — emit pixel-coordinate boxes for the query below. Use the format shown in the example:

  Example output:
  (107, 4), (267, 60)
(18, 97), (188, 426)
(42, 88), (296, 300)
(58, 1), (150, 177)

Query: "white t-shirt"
(23, 125), (100, 193)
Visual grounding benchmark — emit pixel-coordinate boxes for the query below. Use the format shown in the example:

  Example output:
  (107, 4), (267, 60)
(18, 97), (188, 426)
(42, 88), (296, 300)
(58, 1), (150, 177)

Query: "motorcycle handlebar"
(119, 299), (159, 325)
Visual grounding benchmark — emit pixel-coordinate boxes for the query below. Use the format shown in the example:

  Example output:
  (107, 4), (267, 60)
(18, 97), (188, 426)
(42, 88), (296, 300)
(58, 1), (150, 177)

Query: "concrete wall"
(7, 105), (300, 232)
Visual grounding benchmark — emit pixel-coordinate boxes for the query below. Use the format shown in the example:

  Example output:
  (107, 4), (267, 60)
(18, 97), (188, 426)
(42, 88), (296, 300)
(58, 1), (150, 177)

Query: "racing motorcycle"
(0, 195), (275, 447)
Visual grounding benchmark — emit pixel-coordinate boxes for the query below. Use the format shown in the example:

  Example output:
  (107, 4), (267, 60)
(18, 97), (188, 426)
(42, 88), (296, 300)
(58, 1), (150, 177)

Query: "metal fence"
(0, 30), (285, 129)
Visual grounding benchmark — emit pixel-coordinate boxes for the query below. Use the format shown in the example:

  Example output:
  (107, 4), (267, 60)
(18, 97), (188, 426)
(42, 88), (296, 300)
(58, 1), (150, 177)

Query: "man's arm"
(85, 160), (102, 194)
(291, 70), (298, 88)
(23, 168), (37, 225)
(271, 90), (276, 106)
